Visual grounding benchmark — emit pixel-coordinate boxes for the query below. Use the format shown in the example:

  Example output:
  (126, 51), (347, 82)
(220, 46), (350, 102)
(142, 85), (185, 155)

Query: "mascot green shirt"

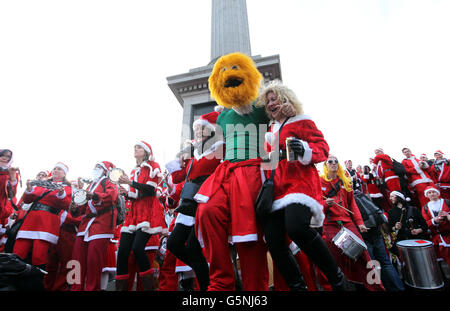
(217, 104), (269, 163)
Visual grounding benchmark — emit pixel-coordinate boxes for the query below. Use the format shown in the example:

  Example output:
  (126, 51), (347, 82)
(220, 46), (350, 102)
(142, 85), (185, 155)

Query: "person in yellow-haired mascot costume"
(193, 52), (295, 290)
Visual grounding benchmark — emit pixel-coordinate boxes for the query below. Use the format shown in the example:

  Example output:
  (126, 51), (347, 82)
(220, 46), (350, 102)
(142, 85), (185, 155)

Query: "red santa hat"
(434, 150), (445, 156)
(192, 111), (219, 131)
(420, 153), (427, 159)
(96, 161), (116, 172)
(54, 162), (69, 175)
(374, 147), (384, 154)
(424, 185), (440, 197)
(136, 140), (155, 161)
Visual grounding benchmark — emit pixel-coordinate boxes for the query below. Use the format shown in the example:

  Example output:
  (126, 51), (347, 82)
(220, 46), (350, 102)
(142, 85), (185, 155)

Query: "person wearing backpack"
(70, 161), (119, 291)
(353, 189), (405, 291)
(373, 148), (402, 200)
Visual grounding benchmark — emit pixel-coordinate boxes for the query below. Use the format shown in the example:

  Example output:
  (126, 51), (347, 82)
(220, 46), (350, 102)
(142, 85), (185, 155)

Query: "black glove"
(288, 138), (305, 158)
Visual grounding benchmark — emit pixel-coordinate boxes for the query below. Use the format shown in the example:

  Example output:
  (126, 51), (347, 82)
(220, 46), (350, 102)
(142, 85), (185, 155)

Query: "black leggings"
(166, 223), (209, 290)
(263, 203), (340, 286)
(116, 229), (152, 276)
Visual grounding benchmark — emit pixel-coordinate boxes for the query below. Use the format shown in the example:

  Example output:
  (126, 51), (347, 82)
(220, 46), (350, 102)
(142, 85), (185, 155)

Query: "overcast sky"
(1, 0), (449, 196)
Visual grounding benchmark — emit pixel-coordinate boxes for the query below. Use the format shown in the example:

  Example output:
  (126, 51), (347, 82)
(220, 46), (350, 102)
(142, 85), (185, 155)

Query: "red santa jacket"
(431, 160), (450, 191)
(361, 173), (383, 198)
(373, 154), (399, 185)
(19, 183), (72, 244)
(320, 177), (364, 227)
(422, 199), (450, 246)
(402, 156), (434, 188)
(122, 160), (165, 233)
(74, 177), (119, 241)
(264, 115), (329, 227)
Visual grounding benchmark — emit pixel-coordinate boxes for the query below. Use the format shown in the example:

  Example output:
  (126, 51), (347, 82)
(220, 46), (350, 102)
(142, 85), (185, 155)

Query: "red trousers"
(196, 194), (269, 290)
(14, 238), (51, 266)
(127, 250), (156, 291)
(158, 248), (178, 291)
(71, 237), (109, 291)
(44, 228), (78, 291)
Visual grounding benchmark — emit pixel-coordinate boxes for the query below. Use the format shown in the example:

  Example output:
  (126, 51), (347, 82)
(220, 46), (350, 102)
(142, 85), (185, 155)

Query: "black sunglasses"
(327, 159), (338, 164)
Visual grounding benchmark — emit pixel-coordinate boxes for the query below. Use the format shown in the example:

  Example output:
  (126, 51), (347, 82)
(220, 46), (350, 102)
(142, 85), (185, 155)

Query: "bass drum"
(397, 239), (444, 290)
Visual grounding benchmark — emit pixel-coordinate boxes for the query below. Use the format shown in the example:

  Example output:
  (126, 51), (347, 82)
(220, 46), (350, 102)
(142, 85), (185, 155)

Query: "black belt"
(33, 203), (59, 215)
(187, 175), (209, 185)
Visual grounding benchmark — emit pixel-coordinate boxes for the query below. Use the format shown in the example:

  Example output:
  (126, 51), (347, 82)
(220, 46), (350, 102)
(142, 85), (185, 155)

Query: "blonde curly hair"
(255, 80), (304, 119)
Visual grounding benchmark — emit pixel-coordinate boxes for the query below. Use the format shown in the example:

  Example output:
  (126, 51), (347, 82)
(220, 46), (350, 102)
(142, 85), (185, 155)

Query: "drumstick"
(322, 196), (354, 215)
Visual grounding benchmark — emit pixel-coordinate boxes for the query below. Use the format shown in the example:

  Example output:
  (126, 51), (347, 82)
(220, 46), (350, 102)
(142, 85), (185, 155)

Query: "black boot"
(179, 277), (195, 291)
(271, 250), (308, 291)
(299, 234), (348, 291)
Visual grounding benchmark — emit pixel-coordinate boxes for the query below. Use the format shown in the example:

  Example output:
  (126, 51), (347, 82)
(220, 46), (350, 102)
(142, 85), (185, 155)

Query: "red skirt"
(122, 197), (166, 235)
(323, 222), (385, 291)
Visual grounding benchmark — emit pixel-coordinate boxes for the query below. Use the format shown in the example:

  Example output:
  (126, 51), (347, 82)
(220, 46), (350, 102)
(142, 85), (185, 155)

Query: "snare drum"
(332, 226), (368, 261)
(72, 189), (88, 206)
(109, 168), (125, 184)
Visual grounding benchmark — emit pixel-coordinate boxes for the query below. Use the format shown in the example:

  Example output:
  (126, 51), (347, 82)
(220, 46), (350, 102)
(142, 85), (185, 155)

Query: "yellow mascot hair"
(208, 52), (262, 109)
(321, 158), (353, 192)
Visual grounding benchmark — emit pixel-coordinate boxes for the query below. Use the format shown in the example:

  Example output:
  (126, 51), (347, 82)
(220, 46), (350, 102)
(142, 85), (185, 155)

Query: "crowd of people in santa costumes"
(1, 53), (449, 292)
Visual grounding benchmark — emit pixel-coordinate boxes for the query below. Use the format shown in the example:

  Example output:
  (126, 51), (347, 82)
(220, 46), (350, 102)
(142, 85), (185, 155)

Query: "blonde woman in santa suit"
(321, 155), (385, 291)
(114, 141), (166, 291)
(14, 162), (72, 276)
(256, 81), (346, 291)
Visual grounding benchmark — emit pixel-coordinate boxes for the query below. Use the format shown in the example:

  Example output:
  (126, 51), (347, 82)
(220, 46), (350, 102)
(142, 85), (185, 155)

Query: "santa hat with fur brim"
(96, 161), (115, 172)
(424, 186), (440, 197)
(136, 141), (155, 161)
(434, 150), (445, 156)
(192, 110), (220, 131)
(54, 162), (69, 175)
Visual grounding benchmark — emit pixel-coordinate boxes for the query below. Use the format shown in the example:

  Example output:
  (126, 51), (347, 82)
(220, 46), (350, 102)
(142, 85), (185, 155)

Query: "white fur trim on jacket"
(174, 213), (195, 227)
(120, 225), (137, 234)
(194, 193), (209, 204)
(229, 233), (258, 243)
(193, 141), (225, 161)
(56, 190), (67, 200)
(265, 132), (275, 146)
(297, 140), (313, 166)
(16, 230), (59, 244)
(289, 241), (301, 255)
(142, 162), (163, 179)
(165, 159), (182, 175)
(272, 193), (325, 227)
(60, 211), (68, 227)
